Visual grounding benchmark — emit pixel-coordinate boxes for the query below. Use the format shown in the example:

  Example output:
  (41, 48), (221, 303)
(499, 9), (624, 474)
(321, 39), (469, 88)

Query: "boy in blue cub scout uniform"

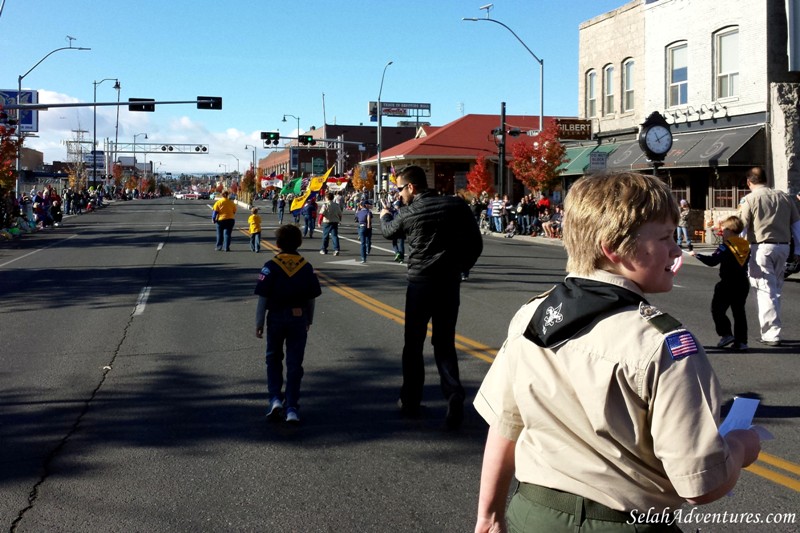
(473, 172), (761, 533)
(690, 215), (751, 352)
(255, 224), (321, 424)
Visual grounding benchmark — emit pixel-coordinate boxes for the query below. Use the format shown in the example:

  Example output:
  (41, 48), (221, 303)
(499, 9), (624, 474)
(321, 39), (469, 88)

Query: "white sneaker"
(333, 250), (339, 256)
(285, 408), (300, 423)
(266, 398), (283, 420)
(320, 250), (326, 255)
(716, 336), (736, 348)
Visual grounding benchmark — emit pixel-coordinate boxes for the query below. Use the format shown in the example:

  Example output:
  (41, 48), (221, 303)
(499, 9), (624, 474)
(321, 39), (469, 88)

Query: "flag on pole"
(280, 177), (303, 196)
(291, 166), (334, 212)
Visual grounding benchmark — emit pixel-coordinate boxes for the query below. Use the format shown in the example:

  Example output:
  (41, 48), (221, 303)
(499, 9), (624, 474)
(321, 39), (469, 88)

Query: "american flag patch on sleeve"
(665, 330), (699, 360)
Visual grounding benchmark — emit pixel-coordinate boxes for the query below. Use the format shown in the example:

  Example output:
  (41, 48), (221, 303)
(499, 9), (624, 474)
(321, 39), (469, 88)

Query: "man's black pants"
(401, 279), (464, 407)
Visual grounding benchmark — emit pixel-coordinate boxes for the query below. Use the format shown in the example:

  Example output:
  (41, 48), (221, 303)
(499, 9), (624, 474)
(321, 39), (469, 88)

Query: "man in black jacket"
(380, 165), (483, 429)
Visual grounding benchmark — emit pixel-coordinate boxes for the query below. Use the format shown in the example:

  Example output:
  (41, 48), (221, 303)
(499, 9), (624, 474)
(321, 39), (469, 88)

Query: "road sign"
(589, 151), (608, 173)
(1, 90), (39, 132)
(83, 150), (105, 169)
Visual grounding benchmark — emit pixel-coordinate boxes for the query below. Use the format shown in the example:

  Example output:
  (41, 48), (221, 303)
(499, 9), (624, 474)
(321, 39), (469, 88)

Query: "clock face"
(644, 125), (673, 155)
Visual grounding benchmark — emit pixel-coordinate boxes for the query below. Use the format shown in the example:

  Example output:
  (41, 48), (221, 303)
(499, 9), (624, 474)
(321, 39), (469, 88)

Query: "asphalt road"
(1, 197), (798, 532)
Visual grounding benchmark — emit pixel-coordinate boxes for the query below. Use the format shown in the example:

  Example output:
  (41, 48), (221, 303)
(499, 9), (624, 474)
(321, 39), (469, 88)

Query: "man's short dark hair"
(326, 192), (334, 201)
(398, 165), (428, 190)
(275, 224), (302, 252)
(746, 167), (767, 185)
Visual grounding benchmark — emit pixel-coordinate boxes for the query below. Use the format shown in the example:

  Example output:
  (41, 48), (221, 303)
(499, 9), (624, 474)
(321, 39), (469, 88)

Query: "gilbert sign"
(557, 119), (591, 140)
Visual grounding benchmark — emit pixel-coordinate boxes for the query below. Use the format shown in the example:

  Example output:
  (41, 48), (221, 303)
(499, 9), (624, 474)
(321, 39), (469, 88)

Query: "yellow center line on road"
(263, 241), (800, 492)
(315, 270), (497, 363)
(746, 462), (800, 492)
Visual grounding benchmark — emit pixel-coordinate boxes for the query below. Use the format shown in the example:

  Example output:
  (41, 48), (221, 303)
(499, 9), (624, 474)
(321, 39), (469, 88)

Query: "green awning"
(558, 146), (594, 175)
(559, 144), (619, 176)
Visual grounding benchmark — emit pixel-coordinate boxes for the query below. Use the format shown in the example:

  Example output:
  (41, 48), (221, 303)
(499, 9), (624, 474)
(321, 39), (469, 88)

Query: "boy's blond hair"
(719, 215), (744, 233)
(563, 172), (679, 275)
(251, 207), (259, 214)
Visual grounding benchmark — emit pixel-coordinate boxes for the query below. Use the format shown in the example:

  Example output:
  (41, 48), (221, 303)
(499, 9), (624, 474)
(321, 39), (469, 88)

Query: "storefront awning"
(561, 125), (764, 176)
(671, 125), (762, 167)
(605, 141), (647, 171)
(559, 144), (621, 176)
(558, 146), (594, 175)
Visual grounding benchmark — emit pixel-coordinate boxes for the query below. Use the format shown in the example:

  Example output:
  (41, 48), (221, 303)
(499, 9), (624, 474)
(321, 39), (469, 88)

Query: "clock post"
(638, 111), (673, 177)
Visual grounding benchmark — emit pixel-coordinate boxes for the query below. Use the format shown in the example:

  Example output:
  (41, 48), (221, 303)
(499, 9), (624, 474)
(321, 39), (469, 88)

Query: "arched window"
(622, 59), (634, 112)
(586, 70), (597, 117)
(604, 64), (615, 115)
(667, 42), (688, 107)
(715, 27), (739, 98)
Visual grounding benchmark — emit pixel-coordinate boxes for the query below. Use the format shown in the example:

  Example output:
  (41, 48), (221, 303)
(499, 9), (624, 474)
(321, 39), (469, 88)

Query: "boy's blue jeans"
(321, 222), (340, 252)
(250, 232), (261, 252)
(358, 226), (372, 261)
(265, 308), (308, 409)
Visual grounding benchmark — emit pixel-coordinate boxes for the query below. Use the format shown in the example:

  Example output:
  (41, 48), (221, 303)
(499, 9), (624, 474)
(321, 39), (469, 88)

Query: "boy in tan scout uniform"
(474, 172), (761, 533)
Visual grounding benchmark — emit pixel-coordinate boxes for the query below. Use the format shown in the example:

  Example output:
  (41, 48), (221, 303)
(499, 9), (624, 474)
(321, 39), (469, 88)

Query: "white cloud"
(23, 90), (262, 175)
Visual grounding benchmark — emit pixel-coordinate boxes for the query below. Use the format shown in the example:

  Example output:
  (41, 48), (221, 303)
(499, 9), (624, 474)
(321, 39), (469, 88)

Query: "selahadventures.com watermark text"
(629, 507), (797, 527)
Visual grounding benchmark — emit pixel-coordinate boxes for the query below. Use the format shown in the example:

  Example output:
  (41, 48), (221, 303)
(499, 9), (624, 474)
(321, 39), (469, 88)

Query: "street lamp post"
(93, 78), (120, 190)
(15, 39), (91, 196)
(282, 114), (300, 173)
(226, 154), (240, 174)
(133, 132), (147, 179)
(463, 14), (544, 133)
(245, 144), (257, 192)
(376, 60), (393, 204)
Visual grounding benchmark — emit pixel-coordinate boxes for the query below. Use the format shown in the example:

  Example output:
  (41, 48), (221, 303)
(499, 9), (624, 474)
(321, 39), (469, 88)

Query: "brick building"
(258, 124), (416, 179)
(574, 0), (800, 238)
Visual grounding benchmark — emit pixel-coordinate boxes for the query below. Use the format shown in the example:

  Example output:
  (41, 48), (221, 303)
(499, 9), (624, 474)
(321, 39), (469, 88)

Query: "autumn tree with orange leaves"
(508, 121), (567, 192)
(351, 166), (374, 191)
(240, 167), (256, 205)
(466, 155), (495, 196)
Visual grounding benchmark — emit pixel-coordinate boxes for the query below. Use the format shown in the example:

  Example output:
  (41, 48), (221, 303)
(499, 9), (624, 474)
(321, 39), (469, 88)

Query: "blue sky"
(2, 0), (625, 174)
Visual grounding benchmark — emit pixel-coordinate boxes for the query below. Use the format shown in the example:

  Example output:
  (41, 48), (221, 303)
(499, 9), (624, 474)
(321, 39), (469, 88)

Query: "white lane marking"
(336, 235), (394, 254)
(157, 243), (164, 251)
(133, 287), (151, 316)
(0, 234), (78, 268)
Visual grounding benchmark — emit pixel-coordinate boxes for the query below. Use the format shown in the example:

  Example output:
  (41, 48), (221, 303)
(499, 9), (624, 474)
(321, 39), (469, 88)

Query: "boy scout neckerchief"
(271, 253), (307, 277)
(524, 277), (646, 348)
(724, 236), (750, 267)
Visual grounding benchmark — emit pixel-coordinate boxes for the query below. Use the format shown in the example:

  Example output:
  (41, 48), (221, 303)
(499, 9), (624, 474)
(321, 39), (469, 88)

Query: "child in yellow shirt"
(249, 207), (262, 253)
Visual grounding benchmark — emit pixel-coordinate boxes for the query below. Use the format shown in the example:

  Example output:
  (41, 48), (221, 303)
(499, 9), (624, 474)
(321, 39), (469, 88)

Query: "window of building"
(715, 28), (739, 99)
(622, 59), (634, 112)
(586, 70), (597, 117)
(667, 43), (688, 107)
(604, 65), (615, 115)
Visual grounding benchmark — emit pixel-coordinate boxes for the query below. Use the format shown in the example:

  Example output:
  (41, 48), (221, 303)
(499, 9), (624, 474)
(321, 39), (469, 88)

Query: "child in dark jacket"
(690, 215), (750, 351)
(254, 224), (321, 423)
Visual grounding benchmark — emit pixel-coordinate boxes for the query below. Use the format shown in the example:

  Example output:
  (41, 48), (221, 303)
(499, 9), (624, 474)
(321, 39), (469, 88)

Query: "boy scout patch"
(639, 302), (682, 334)
(665, 330), (699, 360)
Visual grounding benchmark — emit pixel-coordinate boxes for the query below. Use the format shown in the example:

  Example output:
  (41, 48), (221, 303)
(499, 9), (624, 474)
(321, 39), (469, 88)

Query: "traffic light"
(261, 131), (280, 145)
(129, 98), (155, 112)
(197, 96), (222, 110)
(298, 134), (315, 146)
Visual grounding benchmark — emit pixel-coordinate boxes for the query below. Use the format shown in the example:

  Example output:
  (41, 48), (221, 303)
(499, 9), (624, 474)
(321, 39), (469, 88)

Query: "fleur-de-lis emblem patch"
(542, 302), (563, 334)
